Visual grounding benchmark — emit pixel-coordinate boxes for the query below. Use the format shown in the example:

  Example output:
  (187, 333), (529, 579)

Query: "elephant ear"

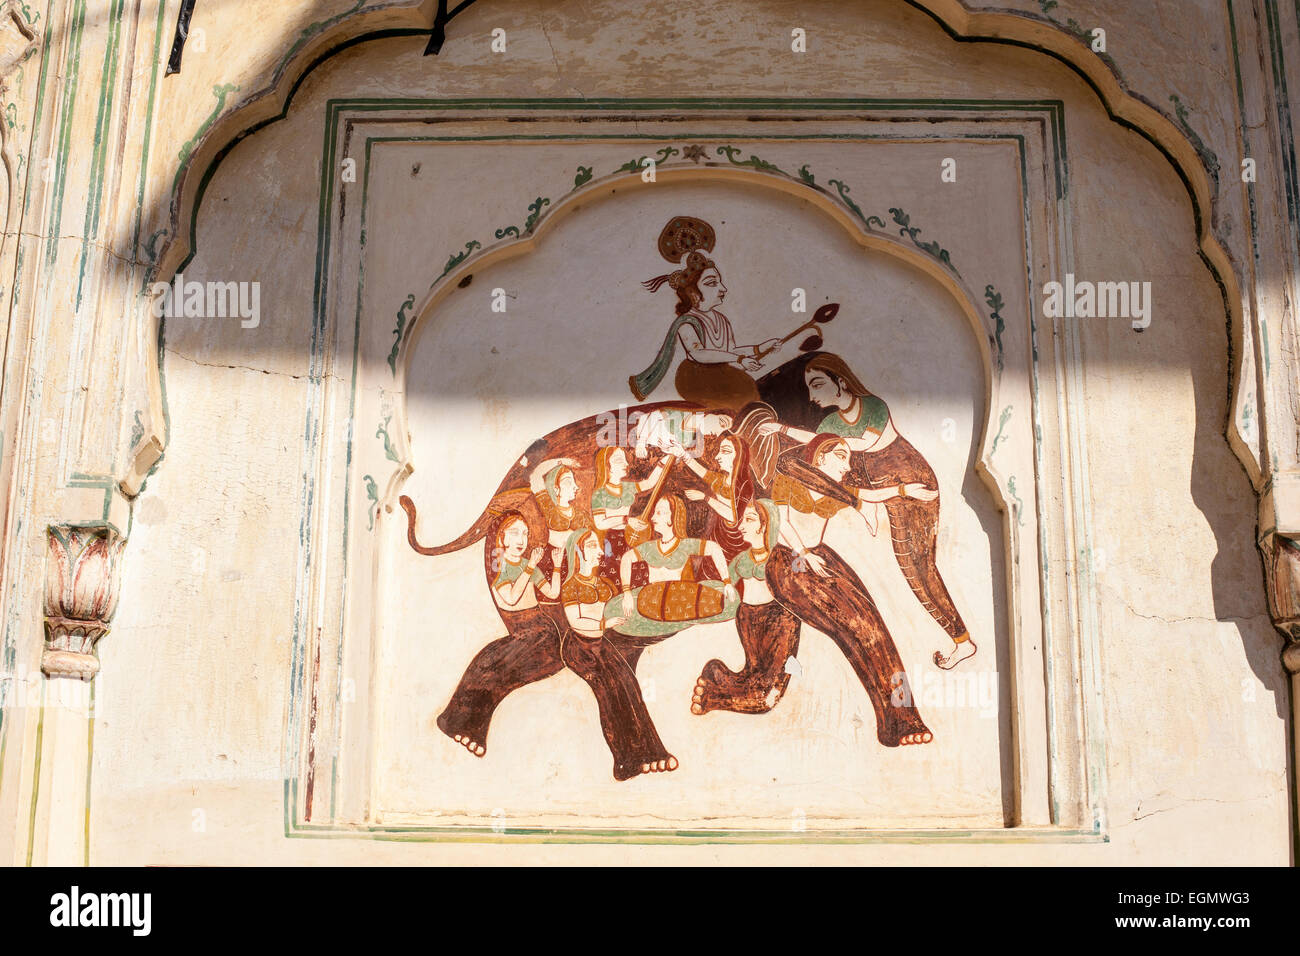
(485, 486), (551, 563)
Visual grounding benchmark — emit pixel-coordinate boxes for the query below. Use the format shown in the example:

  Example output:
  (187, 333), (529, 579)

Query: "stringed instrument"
(623, 454), (676, 550)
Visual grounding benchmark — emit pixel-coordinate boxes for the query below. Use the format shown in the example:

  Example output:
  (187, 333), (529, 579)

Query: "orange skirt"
(674, 359), (759, 411)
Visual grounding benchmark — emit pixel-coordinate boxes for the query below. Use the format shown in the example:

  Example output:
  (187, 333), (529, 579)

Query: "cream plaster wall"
(0, 0), (1292, 865)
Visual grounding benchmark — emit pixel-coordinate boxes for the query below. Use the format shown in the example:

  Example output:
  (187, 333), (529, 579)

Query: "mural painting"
(400, 217), (976, 781)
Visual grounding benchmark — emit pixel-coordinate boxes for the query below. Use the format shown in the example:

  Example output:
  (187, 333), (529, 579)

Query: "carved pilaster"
(41, 526), (124, 680)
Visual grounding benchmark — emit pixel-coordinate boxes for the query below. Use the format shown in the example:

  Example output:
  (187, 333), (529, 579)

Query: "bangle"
(898, 483), (906, 498)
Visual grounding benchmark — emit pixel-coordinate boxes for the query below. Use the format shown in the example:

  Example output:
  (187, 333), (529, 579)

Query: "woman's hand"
(684, 489), (706, 502)
(724, 584), (739, 603)
(627, 517), (648, 533)
(797, 551), (830, 577)
(622, 592), (635, 617)
(757, 422), (784, 438)
(602, 616), (627, 631)
(904, 483), (938, 502)
(759, 337), (783, 355)
(739, 356), (763, 373)
(527, 547), (544, 567)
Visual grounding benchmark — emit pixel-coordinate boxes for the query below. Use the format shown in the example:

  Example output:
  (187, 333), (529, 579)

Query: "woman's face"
(579, 534), (602, 570)
(805, 369), (844, 409)
(557, 470), (578, 506)
(715, 438), (736, 475)
(608, 448), (628, 483)
(817, 442), (852, 482)
(740, 505), (764, 549)
(697, 267), (727, 312)
(651, 498), (674, 538)
(500, 519), (528, 561)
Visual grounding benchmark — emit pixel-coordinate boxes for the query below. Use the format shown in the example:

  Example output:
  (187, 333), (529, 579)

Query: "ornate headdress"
(643, 216), (717, 293)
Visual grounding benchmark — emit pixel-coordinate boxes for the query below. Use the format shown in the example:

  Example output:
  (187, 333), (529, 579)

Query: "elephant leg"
(767, 545), (931, 747)
(561, 632), (674, 781)
(437, 606), (564, 755)
(694, 600), (802, 715)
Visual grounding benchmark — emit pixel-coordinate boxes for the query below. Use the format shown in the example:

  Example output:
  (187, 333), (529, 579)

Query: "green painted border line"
(24, 679), (44, 865)
(0, 0), (70, 794)
(75, 0), (125, 309)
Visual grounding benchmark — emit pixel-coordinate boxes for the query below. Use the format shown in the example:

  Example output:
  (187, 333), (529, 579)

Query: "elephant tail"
(398, 487), (532, 557)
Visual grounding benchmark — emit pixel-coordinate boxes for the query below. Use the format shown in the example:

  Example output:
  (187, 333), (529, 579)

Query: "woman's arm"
(776, 504), (830, 577)
(496, 548), (543, 605)
(857, 483), (937, 503)
(619, 548), (637, 591)
(685, 491), (734, 524)
(759, 422), (817, 444)
(592, 510), (622, 530)
(537, 568), (561, 601)
(679, 455), (709, 481)
(634, 454), (674, 492)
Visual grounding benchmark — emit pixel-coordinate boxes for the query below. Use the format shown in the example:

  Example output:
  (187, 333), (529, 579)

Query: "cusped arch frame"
(141, 0), (1252, 498)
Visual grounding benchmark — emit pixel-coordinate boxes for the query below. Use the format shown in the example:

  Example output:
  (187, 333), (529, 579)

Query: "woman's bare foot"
(691, 677), (713, 715)
(640, 755), (679, 774)
(934, 635), (977, 670)
(898, 730), (933, 745)
(452, 733), (486, 757)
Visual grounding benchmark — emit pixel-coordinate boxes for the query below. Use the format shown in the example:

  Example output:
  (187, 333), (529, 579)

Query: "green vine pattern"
(573, 165), (593, 189)
(438, 240), (481, 281)
(129, 410), (144, 449)
(826, 179), (886, 230)
(524, 196), (550, 233)
(890, 208), (955, 272)
(985, 284), (1006, 373)
(1007, 476), (1026, 527)
(1037, 1), (1120, 74)
(387, 293), (416, 374)
(363, 475), (379, 531)
(142, 228), (168, 266)
(176, 84), (239, 170)
(991, 406), (1012, 455)
(716, 145), (787, 176)
(376, 414), (400, 463)
(17, 1), (38, 24)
